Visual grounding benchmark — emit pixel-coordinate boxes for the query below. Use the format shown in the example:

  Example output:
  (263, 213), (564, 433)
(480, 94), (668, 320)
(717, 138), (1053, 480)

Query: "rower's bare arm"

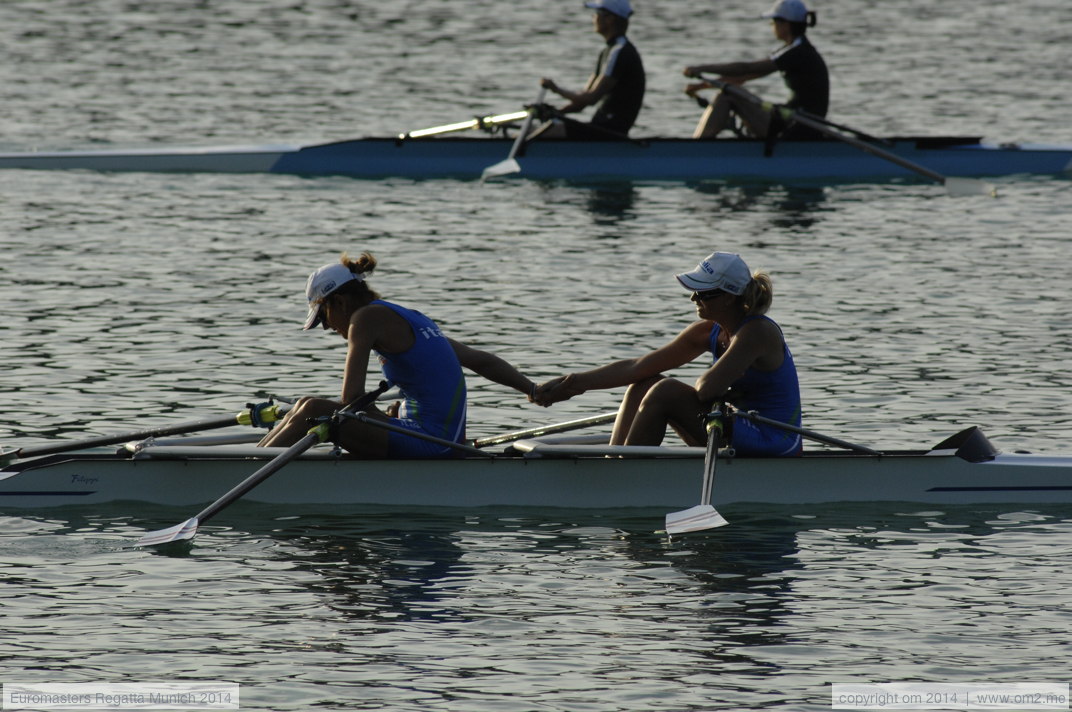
(342, 310), (384, 403)
(542, 74), (616, 113)
(450, 339), (535, 396)
(567, 320), (712, 393)
(684, 59), (777, 82)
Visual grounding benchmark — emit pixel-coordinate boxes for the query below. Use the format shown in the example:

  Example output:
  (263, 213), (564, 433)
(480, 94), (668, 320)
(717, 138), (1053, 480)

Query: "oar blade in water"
(481, 158), (521, 181)
(945, 177), (998, 197)
(136, 517), (199, 548)
(664, 504), (728, 535)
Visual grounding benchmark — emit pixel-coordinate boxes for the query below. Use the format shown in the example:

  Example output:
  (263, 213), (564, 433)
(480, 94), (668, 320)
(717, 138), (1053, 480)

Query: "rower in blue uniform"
(532, 0), (645, 140)
(684, 0), (829, 140)
(534, 251), (802, 456)
(259, 252), (537, 457)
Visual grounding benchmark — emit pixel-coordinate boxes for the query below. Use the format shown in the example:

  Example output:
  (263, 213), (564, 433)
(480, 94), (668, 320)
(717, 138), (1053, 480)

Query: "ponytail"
(739, 271), (773, 316)
(334, 251), (381, 303)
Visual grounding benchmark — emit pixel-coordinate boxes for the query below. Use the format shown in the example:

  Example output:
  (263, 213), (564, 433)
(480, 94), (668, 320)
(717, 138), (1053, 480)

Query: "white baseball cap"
(675, 252), (753, 295)
(584, 0), (633, 19)
(762, 0), (810, 23)
(302, 262), (364, 330)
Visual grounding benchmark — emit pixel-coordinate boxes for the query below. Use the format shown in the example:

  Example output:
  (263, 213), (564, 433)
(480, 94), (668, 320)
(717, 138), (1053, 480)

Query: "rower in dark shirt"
(533, 0), (645, 140)
(684, 0), (829, 140)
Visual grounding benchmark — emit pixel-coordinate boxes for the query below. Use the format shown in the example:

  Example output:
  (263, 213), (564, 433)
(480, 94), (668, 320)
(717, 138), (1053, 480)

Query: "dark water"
(1, 0), (1070, 709)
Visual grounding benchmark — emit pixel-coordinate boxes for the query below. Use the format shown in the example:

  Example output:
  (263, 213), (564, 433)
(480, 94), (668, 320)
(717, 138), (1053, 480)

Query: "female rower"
(259, 252), (537, 457)
(683, 0), (828, 140)
(534, 251), (802, 456)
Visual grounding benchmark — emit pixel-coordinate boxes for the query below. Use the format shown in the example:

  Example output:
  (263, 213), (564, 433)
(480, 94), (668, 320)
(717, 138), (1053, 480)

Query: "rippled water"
(1, 0), (1070, 709)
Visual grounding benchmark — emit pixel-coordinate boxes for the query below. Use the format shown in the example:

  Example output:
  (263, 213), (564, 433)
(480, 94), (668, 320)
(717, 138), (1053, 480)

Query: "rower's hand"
(684, 81), (711, 97)
(533, 375), (585, 406)
(540, 78), (559, 94)
(683, 66), (702, 78)
(385, 401), (401, 418)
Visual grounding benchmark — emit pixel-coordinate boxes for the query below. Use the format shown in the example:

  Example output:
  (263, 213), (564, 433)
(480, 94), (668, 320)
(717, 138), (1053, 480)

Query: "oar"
(698, 77), (997, 197)
(399, 110), (530, 140)
(135, 381), (390, 548)
(481, 87), (547, 181)
(341, 411), (494, 458)
(689, 92), (891, 145)
(665, 411), (729, 535)
(473, 412), (619, 448)
(0, 401), (286, 466)
(727, 406), (882, 456)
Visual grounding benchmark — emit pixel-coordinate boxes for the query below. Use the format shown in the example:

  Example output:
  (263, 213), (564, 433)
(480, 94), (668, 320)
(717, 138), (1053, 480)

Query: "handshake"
(529, 374), (586, 407)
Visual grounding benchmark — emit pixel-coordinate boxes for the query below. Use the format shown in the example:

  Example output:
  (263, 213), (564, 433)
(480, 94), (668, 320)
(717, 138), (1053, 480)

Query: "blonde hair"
(739, 271), (773, 316)
(340, 251), (377, 276)
(332, 251), (381, 304)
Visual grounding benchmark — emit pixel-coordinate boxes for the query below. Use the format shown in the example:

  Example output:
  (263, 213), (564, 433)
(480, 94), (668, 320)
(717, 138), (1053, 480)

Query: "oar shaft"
(345, 412), (494, 458)
(506, 87), (547, 162)
(195, 430), (320, 525)
(703, 77), (947, 184)
(701, 419), (719, 506)
(12, 407), (279, 460)
(789, 112), (946, 183)
(401, 110), (530, 140)
(729, 408), (882, 456)
(473, 412), (618, 448)
(136, 382), (390, 547)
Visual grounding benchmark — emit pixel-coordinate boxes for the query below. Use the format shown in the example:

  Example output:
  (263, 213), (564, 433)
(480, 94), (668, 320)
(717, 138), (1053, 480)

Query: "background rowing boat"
(0, 0), (1069, 710)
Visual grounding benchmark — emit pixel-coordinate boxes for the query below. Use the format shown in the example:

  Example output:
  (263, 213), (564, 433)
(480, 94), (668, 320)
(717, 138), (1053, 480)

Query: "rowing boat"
(0, 136), (1069, 183)
(2, 426), (1070, 510)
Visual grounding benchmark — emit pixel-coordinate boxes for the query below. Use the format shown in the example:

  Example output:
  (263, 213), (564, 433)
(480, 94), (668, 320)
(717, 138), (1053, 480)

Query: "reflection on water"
(2, 503), (1070, 710)
(583, 184), (640, 226)
(686, 181), (830, 231)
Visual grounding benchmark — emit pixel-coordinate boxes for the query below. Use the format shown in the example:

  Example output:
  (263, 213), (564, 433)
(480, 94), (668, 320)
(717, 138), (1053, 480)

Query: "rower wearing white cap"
(684, 0), (828, 140)
(534, 252), (802, 457)
(533, 0), (646, 140)
(259, 252), (537, 457)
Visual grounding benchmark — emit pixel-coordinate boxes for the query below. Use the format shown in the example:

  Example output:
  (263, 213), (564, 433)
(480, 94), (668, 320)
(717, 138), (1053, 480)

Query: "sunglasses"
(692, 288), (725, 301)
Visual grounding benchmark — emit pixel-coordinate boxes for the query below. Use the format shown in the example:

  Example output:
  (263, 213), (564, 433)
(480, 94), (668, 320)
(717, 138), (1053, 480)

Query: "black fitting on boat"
(931, 426), (999, 463)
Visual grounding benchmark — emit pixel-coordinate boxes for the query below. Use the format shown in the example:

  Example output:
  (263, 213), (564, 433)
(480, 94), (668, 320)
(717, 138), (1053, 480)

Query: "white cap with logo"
(762, 0), (811, 23)
(675, 252), (753, 295)
(302, 263), (365, 330)
(584, 0), (633, 19)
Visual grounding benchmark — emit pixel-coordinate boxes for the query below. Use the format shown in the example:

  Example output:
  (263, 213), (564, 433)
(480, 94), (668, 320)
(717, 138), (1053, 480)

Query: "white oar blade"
(945, 177), (997, 198)
(136, 517), (199, 548)
(664, 504), (728, 535)
(481, 158), (521, 181)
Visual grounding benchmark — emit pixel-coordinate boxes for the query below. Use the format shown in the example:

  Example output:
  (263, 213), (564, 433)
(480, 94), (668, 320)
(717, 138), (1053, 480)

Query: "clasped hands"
(529, 374), (585, 407)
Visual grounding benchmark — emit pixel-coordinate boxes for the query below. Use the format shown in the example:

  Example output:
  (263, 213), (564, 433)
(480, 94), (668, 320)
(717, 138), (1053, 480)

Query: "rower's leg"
(527, 119), (566, 140)
(624, 378), (706, 447)
(734, 99), (772, 138)
(692, 91), (734, 139)
(610, 376), (662, 445)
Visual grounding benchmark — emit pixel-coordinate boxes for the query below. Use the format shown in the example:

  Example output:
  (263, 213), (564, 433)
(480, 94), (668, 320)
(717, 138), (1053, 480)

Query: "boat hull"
(2, 445), (1071, 510)
(0, 137), (1069, 182)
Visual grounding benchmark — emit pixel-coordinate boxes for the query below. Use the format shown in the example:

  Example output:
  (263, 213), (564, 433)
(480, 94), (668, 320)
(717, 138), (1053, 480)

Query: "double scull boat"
(0, 135), (1069, 183)
(2, 425), (1071, 511)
